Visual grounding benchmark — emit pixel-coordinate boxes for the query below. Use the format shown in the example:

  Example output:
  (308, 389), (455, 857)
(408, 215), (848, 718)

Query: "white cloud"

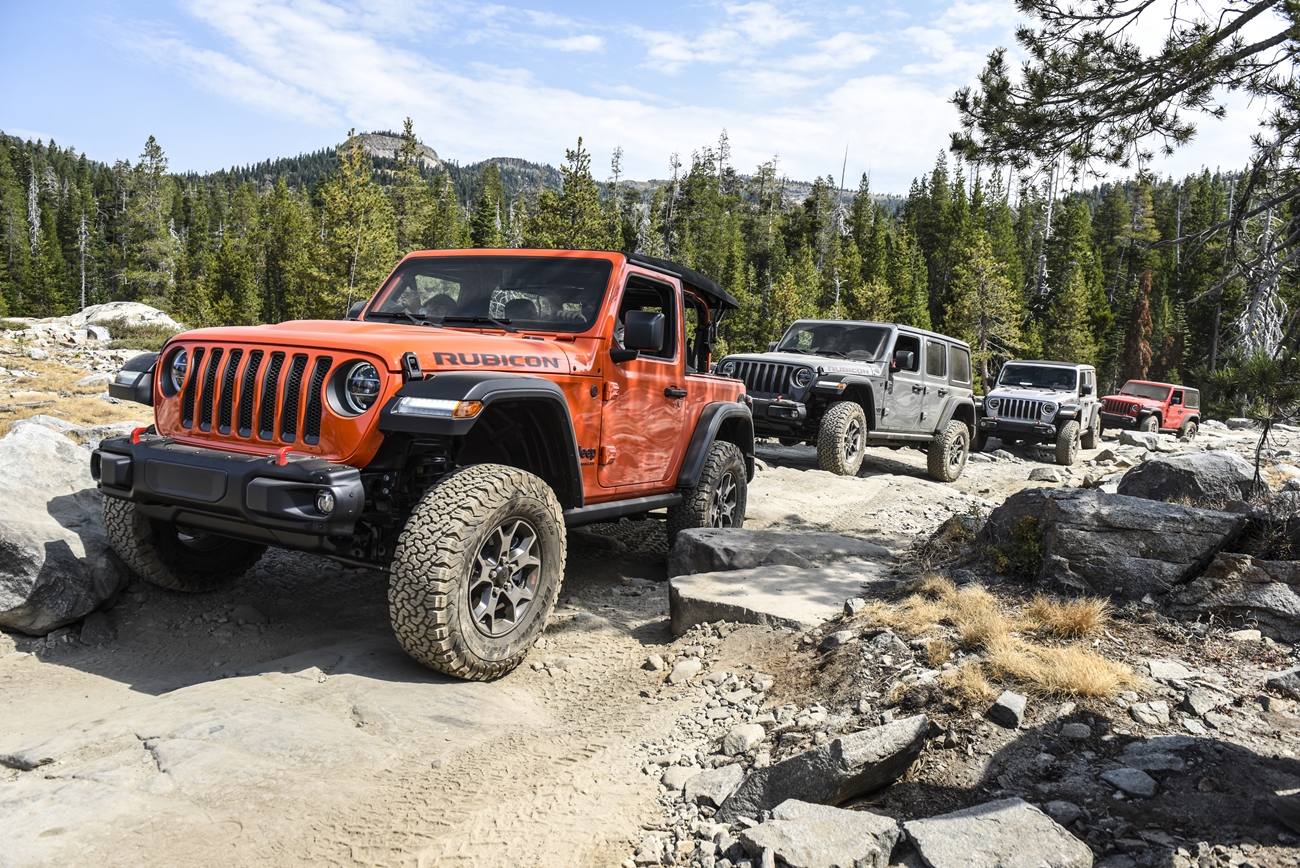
(543, 34), (604, 53)
(787, 32), (878, 71)
(633, 2), (807, 73)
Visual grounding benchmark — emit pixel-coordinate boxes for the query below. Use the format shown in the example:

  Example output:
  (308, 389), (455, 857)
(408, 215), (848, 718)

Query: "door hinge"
(604, 382), (621, 401)
(599, 445), (618, 465)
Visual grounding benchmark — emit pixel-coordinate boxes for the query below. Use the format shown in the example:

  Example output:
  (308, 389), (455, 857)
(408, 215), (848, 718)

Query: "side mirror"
(1081, 383), (1094, 395)
(768, 341), (778, 352)
(892, 350), (915, 371)
(624, 310), (664, 352)
(346, 301), (367, 321)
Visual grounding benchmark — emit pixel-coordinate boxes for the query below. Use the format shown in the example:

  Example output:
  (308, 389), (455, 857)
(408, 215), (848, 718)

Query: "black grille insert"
(198, 348), (223, 432)
(259, 352), (285, 440)
(181, 347), (205, 428)
(217, 349), (243, 435)
(303, 356), (332, 444)
(238, 350), (263, 438)
(280, 354), (309, 442)
(733, 360), (798, 396)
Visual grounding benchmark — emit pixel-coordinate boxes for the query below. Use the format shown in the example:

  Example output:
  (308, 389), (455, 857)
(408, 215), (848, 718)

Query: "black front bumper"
(93, 435), (365, 553)
(1100, 411), (1141, 430)
(978, 417), (1056, 441)
(749, 396), (809, 436)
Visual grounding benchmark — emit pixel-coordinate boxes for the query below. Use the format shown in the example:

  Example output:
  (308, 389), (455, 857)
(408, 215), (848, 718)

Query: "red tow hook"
(130, 427), (149, 444)
(275, 445), (294, 466)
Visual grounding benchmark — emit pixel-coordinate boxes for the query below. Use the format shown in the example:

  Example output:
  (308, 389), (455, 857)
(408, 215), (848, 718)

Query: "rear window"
(949, 346), (971, 384)
(926, 341), (946, 377)
(1186, 389), (1200, 409)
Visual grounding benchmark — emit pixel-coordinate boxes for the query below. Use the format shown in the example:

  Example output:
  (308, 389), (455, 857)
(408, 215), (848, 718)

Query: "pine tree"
(316, 130), (398, 316)
(525, 138), (610, 249)
(424, 172), (470, 249)
(469, 163), (505, 248)
(943, 229), (1024, 384)
(1121, 269), (1155, 382)
(260, 178), (314, 322)
(121, 136), (179, 305)
(390, 118), (432, 255)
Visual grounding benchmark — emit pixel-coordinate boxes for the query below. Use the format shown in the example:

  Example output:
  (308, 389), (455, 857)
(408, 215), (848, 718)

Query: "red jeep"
(94, 250), (754, 680)
(1099, 380), (1201, 439)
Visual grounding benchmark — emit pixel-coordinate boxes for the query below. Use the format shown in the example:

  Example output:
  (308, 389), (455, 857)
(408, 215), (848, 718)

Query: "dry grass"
(1022, 595), (1110, 638)
(0, 352), (150, 437)
(854, 572), (1136, 701)
(985, 637), (1138, 697)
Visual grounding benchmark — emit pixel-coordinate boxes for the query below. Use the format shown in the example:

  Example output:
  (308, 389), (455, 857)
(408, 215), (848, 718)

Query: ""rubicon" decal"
(431, 352), (564, 369)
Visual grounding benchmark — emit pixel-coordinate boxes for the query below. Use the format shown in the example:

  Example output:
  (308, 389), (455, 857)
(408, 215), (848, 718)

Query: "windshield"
(997, 364), (1078, 391)
(369, 256), (613, 332)
(776, 322), (891, 360)
(1119, 382), (1171, 401)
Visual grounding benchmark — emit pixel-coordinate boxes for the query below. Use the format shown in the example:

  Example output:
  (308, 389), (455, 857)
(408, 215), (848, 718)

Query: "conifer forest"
(0, 118), (1284, 405)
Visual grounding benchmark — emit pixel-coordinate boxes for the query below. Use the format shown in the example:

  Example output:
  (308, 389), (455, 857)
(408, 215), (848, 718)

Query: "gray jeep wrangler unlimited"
(976, 360), (1101, 465)
(716, 320), (978, 481)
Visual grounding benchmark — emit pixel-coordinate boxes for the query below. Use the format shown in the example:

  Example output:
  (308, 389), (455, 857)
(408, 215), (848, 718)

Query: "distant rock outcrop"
(354, 133), (442, 170)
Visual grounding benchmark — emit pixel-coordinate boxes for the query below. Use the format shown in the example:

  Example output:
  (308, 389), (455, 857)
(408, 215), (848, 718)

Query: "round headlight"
(169, 350), (188, 392)
(792, 367), (813, 389)
(720, 361), (736, 377)
(986, 397), (1000, 410)
(1042, 402), (1058, 416)
(343, 362), (381, 414)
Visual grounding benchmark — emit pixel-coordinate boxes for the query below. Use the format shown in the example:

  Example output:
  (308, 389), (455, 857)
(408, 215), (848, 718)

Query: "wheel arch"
(678, 402), (754, 488)
(379, 373), (584, 509)
(943, 398), (977, 433)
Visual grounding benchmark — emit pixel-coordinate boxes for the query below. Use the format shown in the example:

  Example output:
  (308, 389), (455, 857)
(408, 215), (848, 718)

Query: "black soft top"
(626, 253), (739, 311)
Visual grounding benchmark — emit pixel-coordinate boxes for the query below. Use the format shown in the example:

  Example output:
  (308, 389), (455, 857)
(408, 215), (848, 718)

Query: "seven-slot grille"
(731, 360), (802, 396)
(1103, 398), (1139, 415)
(177, 345), (335, 447)
(994, 397), (1044, 421)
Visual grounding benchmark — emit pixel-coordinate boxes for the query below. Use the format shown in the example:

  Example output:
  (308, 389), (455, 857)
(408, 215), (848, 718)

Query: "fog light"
(315, 490), (336, 515)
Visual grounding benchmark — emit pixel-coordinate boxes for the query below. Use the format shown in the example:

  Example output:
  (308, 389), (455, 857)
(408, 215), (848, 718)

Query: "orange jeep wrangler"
(93, 250), (753, 680)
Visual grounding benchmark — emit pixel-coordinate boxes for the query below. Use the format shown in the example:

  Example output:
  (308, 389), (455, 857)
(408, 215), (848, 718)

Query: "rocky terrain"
(3, 313), (1300, 867)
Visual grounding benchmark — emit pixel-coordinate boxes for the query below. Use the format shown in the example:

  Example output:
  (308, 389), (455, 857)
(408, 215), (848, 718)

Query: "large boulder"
(714, 715), (927, 824)
(667, 528), (891, 578)
(65, 301), (185, 332)
(903, 798), (1092, 868)
(0, 425), (123, 634)
(981, 488), (1247, 599)
(1117, 450), (1257, 504)
(1166, 553), (1300, 641)
(668, 563), (896, 634)
(737, 799), (899, 868)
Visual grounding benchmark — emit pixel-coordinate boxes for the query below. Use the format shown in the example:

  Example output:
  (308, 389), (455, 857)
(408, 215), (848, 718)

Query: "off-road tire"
(389, 464), (565, 681)
(817, 401), (868, 476)
(1179, 420), (1199, 440)
(1080, 411), (1101, 449)
(1055, 420), (1081, 466)
(971, 427), (989, 454)
(1139, 415), (1159, 433)
(667, 441), (748, 543)
(926, 420), (970, 482)
(101, 497), (265, 592)
(778, 437), (802, 447)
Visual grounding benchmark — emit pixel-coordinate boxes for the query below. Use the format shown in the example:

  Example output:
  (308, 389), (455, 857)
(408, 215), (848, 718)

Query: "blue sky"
(0, 0), (1274, 193)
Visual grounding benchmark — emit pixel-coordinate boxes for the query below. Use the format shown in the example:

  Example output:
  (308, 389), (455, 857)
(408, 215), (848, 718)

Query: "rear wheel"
(667, 441), (748, 543)
(971, 427), (989, 454)
(1139, 415), (1159, 433)
(1055, 420), (1081, 466)
(1080, 411), (1101, 449)
(389, 464), (565, 681)
(817, 401), (868, 476)
(1179, 420), (1199, 440)
(927, 420), (970, 482)
(102, 497), (265, 592)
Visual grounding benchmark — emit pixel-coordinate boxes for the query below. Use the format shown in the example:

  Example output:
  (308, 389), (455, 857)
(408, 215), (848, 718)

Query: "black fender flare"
(938, 397), (977, 431)
(107, 351), (159, 406)
(677, 402), (755, 488)
(811, 376), (877, 425)
(379, 372), (584, 508)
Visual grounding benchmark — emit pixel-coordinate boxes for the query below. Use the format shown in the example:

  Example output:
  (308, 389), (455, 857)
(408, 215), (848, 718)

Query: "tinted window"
(949, 346), (971, 384)
(1186, 390), (1200, 409)
(371, 256), (613, 332)
(998, 364), (1078, 391)
(1119, 382), (1171, 401)
(893, 334), (921, 372)
(616, 276), (676, 360)
(1171, 391), (1184, 405)
(926, 341), (946, 377)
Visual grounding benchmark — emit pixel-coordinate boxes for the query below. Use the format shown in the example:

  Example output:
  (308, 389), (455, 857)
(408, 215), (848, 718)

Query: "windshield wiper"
(778, 347), (810, 354)
(443, 315), (517, 334)
(818, 350), (849, 358)
(367, 310), (443, 328)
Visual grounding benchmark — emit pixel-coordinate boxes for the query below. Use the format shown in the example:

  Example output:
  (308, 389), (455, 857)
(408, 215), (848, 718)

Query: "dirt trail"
(0, 425), (1281, 867)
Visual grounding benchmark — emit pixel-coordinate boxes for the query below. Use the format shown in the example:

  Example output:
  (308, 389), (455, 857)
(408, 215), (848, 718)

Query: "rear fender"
(678, 402), (754, 487)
